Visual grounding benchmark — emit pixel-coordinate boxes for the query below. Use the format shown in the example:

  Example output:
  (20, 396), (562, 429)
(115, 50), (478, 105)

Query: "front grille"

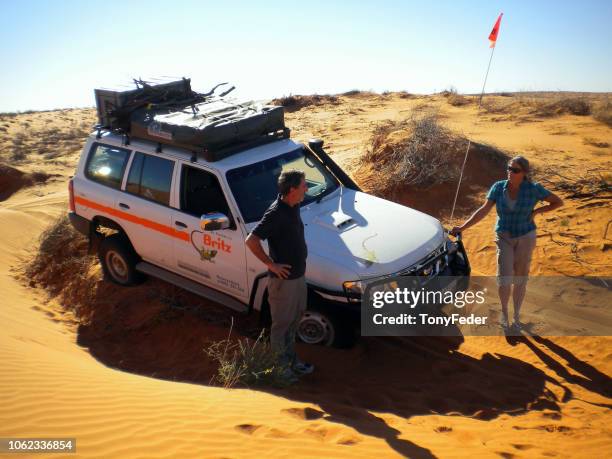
(396, 243), (447, 277)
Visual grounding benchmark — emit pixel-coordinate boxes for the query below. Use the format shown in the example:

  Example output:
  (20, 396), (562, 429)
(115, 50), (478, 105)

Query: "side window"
(180, 165), (231, 219)
(85, 143), (130, 189)
(126, 152), (175, 206)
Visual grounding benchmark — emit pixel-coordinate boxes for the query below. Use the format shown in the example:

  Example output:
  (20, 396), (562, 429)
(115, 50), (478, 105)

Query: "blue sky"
(1, 0), (610, 111)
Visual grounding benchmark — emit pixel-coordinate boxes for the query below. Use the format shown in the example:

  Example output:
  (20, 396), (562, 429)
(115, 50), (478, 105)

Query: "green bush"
(205, 327), (295, 388)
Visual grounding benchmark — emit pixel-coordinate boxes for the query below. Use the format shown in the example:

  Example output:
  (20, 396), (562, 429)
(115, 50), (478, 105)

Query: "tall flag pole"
(450, 12), (503, 222)
(479, 13), (503, 105)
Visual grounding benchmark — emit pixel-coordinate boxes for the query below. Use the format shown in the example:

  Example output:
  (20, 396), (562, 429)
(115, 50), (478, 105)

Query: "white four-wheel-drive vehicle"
(68, 79), (470, 347)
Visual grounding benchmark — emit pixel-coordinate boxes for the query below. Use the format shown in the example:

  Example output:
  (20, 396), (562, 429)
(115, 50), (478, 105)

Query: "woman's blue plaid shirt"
(486, 179), (551, 237)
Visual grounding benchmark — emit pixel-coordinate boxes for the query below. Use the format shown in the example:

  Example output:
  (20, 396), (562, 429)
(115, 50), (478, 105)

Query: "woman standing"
(450, 156), (563, 330)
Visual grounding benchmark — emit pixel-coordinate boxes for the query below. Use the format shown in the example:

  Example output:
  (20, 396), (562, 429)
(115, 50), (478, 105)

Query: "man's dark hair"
(278, 169), (305, 196)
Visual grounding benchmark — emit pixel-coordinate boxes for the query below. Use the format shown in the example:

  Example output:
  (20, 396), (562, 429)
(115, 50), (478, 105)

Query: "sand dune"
(1, 94), (611, 458)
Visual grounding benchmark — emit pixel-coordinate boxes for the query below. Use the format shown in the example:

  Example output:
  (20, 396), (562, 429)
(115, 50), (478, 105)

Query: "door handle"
(175, 221), (188, 228)
(118, 203), (130, 210)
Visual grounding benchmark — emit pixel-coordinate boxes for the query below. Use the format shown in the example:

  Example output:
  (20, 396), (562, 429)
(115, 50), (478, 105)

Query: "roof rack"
(93, 78), (284, 161)
(92, 124), (291, 163)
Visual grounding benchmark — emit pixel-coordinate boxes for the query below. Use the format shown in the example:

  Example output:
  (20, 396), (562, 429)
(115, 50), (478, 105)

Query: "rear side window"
(126, 152), (175, 206)
(85, 143), (130, 189)
(180, 165), (231, 217)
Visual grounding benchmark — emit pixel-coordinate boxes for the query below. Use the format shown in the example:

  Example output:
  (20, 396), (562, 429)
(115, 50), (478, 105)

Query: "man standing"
(245, 170), (314, 379)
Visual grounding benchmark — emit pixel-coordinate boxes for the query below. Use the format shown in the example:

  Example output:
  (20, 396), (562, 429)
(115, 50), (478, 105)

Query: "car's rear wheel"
(98, 234), (143, 286)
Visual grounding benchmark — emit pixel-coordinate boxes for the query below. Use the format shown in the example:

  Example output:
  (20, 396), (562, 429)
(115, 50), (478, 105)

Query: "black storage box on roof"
(94, 78), (193, 131)
(94, 78), (287, 161)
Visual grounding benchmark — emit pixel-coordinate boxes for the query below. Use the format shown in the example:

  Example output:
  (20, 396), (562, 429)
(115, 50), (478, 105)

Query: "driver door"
(171, 162), (249, 302)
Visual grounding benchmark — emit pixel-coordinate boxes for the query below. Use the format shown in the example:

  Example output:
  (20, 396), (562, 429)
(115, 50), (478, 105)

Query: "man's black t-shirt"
(251, 195), (307, 279)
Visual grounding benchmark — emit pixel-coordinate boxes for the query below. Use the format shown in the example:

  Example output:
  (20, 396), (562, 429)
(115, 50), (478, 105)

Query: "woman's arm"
(450, 199), (495, 235)
(532, 192), (564, 219)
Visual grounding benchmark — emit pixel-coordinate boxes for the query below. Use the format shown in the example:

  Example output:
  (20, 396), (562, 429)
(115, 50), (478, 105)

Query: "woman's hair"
(509, 155), (531, 182)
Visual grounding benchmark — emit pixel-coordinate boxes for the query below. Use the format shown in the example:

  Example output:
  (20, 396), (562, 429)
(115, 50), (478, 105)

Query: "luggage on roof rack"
(94, 78), (287, 161)
(94, 78), (194, 131)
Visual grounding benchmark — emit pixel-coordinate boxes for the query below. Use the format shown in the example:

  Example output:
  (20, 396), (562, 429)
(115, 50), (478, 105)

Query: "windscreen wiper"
(315, 188), (328, 203)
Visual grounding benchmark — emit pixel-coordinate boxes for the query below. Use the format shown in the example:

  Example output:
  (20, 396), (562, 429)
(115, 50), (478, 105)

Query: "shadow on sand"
(68, 277), (612, 458)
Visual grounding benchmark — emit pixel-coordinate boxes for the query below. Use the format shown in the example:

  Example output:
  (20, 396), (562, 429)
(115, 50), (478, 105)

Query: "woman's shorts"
(495, 230), (537, 287)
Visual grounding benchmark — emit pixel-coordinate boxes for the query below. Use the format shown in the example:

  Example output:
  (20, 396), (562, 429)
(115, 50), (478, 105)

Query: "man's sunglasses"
(507, 166), (523, 174)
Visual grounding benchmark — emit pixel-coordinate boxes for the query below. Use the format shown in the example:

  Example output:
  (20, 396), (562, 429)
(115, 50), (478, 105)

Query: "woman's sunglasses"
(507, 166), (523, 174)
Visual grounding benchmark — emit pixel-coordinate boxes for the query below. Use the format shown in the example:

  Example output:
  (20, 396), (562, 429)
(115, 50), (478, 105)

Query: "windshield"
(226, 147), (340, 223)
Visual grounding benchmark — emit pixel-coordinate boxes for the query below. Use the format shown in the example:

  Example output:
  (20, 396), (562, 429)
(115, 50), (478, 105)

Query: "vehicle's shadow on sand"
(71, 279), (612, 458)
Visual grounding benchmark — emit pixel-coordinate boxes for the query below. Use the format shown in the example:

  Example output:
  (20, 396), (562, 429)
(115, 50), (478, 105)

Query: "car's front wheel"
(297, 305), (355, 348)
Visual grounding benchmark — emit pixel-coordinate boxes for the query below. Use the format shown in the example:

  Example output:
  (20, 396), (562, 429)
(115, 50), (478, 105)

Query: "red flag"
(488, 13), (503, 48)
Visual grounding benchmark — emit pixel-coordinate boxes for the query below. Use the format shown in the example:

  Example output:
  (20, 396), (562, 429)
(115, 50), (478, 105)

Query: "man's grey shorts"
(495, 230), (537, 286)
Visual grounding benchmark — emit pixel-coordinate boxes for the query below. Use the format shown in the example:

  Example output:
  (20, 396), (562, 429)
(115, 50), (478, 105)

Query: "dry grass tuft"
(205, 326), (295, 388)
(583, 137), (610, 148)
(341, 89), (364, 96)
(4, 122), (92, 162)
(441, 87), (471, 107)
(530, 97), (592, 117)
(25, 215), (98, 310)
(592, 101), (612, 127)
(480, 95), (600, 122)
(270, 94), (339, 112)
(359, 114), (464, 191)
(537, 168), (611, 200)
(353, 113), (511, 219)
(448, 93), (470, 106)
(481, 99), (515, 114)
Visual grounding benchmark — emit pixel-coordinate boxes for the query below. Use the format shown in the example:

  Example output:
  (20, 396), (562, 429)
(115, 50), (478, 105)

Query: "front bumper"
(311, 236), (471, 320)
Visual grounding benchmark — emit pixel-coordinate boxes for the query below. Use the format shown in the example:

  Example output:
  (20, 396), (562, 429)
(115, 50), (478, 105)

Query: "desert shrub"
(11, 147), (27, 161)
(270, 94), (339, 112)
(356, 113), (510, 199)
(361, 114), (465, 190)
(537, 167), (610, 199)
(481, 99), (514, 114)
(10, 131), (28, 160)
(593, 101), (612, 127)
(342, 89), (363, 96)
(440, 87), (470, 106)
(447, 93), (470, 106)
(205, 327), (294, 388)
(26, 215), (94, 300)
(531, 97), (592, 117)
(583, 137), (610, 148)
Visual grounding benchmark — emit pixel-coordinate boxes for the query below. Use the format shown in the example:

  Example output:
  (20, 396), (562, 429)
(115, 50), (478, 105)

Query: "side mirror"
(200, 212), (230, 231)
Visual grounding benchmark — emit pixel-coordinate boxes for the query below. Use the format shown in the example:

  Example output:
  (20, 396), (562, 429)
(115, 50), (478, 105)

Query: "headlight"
(343, 278), (398, 300)
(343, 280), (364, 297)
(445, 238), (458, 254)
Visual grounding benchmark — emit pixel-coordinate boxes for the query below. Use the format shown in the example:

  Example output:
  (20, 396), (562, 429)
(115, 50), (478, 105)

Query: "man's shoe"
(293, 360), (315, 376)
(280, 368), (299, 384)
(500, 316), (509, 330)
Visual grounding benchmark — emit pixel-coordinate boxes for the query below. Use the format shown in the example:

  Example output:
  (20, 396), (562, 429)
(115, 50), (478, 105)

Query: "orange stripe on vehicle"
(74, 196), (190, 242)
